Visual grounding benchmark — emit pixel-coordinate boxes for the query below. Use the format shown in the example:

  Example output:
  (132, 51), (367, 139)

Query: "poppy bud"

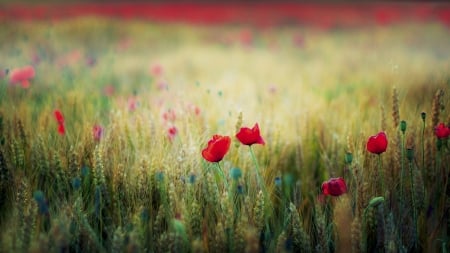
(368, 196), (384, 208)
(274, 177), (282, 187)
(345, 152), (353, 164)
(406, 148), (414, 162)
(155, 171), (164, 182)
(421, 112), (426, 122)
(237, 184), (244, 194)
(400, 120), (407, 133)
(72, 177), (81, 190)
(230, 167), (242, 180)
(188, 173), (197, 184)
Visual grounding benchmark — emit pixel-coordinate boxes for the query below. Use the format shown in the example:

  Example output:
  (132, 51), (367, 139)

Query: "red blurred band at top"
(0, 2), (449, 27)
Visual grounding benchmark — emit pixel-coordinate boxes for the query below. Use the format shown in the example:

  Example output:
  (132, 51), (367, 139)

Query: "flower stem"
(421, 119), (425, 171)
(215, 162), (229, 189)
(249, 146), (265, 194)
(378, 155), (384, 195)
(400, 131), (405, 206)
(409, 160), (418, 248)
(249, 146), (272, 239)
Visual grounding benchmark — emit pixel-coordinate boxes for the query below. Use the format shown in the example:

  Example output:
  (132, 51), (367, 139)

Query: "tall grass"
(0, 18), (449, 252)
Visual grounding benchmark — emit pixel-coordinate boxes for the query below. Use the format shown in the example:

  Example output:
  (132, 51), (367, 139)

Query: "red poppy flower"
(168, 126), (177, 141)
(236, 123), (265, 146)
(57, 124), (65, 135)
(93, 124), (103, 141)
(435, 123), (450, 139)
(202, 135), (231, 163)
(54, 110), (64, 125)
(321, 177), (347, 196)
(367, 131), (388, 154)
(9, 65), (35, 88)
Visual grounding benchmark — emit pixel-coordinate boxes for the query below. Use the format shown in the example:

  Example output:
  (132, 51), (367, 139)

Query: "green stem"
(249, 146), (272, 239)
(378, 155), (384, 195)
(249, 146), (265, 194)
(215, 162), (229, 189)
(400, 131), (405, 202)
(409, 160), (418, 248)
(421, 120), (425, 171)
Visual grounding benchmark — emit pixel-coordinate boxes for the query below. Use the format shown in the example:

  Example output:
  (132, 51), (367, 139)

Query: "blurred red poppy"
(9, 65), (35, 88)
(367, 131), (388, 154)
(236, 123), (265, 146)
(93, 124), (103, 141)
(163, 109), (176, 122)
(150, 63), (163, 77)
(202, 135), (231, 162)
(435, 123), (450, 139)
(54, 110), (64, 125)
(168, 126), (177, 141)
(57, 124), (65, 135)
(321, 177), (347, 196)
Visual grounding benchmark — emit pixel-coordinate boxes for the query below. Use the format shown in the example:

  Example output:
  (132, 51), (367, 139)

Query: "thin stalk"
(421, 119), (425, 171)
(409, 160), (418, 249)
(249, 146), (266, 194)
(215, 162), (229, 189)
(378, 155), (384, 195)
(249, 146), (272, 245)
(400, 131), (405, 202)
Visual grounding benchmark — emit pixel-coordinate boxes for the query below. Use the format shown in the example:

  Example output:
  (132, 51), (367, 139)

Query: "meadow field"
(0, 13), (449, 253)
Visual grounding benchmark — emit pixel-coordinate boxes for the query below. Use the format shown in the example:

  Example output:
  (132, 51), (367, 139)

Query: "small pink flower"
(93, 124), (103, 141)
(168, 126), (178, 141)
(157, 81), (168, 90)
(162, 109), (176, 122)
(150, 63), (164, 77)
(0, 69), (6, 79)
(103, 85), (115, 97)
(10, 65), (35, 88)
(268, 84), (277, 94)
(194, 106), (201, 116)
(128, 97), (138, 112)
(238, 29), (253, 47)
(188, 104), (201, 116)
(293, 34), (305, 48)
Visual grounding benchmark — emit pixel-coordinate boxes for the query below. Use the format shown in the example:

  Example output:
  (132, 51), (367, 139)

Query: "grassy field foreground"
(0, 18), (449, 252)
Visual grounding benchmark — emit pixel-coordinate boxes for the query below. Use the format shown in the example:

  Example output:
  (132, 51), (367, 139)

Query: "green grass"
(0, 18), (449, 252)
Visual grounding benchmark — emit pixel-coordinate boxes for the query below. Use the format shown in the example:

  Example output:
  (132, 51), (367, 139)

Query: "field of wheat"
(0, 17), (449, 252)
